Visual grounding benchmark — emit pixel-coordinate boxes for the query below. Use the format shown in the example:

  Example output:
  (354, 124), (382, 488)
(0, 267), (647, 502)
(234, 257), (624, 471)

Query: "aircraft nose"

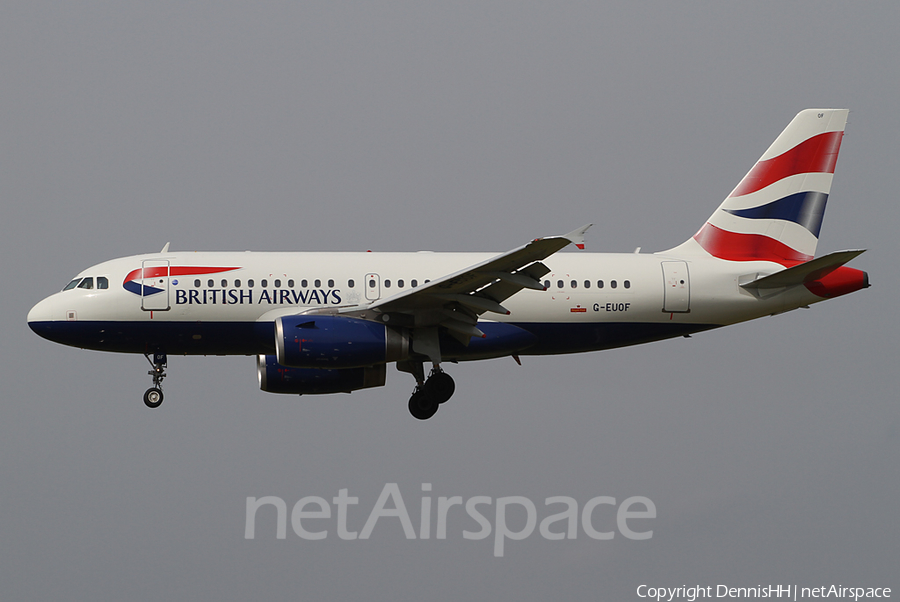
(27, 294), (66, 339)
(28, 297), (48, 326)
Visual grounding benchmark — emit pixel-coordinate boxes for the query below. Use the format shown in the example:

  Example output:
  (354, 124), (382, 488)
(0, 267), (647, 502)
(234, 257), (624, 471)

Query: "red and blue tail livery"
(676, 109), (847, 265)
(28, 109), (869, 419)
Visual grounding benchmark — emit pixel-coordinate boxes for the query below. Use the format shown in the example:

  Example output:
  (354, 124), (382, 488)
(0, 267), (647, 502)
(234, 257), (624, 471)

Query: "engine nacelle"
(257, 355), (386, 395)
(275, 315), (409, 369)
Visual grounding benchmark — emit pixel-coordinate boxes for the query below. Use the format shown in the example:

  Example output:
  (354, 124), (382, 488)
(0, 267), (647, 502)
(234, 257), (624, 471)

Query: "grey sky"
(2, 3), (898, 600)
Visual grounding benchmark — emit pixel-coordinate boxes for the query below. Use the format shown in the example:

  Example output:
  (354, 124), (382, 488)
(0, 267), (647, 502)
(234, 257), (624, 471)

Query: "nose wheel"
(143, 387), (163, 408)
(143, 353), (167, 408)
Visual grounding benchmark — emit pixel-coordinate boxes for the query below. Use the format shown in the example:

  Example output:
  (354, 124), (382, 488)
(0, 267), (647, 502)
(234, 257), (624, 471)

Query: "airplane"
(27, 109), (869, 420)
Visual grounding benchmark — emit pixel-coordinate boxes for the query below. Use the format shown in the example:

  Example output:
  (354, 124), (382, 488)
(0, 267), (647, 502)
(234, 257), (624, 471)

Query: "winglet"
(564, 224), (592, 250)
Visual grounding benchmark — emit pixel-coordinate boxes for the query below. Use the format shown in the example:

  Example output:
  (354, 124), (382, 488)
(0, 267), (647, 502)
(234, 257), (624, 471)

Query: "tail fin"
(663, 109), (849, 265)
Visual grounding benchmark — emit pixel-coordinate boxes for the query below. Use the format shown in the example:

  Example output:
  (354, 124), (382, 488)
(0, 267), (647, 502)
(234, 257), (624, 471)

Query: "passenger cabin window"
(624, 280), (631, 289)
(275, 279), (281, 287)
(288, 279), (294, 288)
(611, 280), (617, 289)
(328, 279), (335, 288)
(97, 276), (108, 289)
(584, 280), (591, 289)
(597, 280), (604, 289)
(314, 279), (321, 288)
(348, 279), (355, 288)
(63, 279), (81, 291)
(398, 279), (404, 288)
(557, 280), (564, 289)
(261, 279), (268, 287)
(571, 280), (577, 289)
(234, 279), (241, 287)
(194, 279), (201, 287)
(385, 279), (392, 288)
(411, 279), (418, 287)
(208, 279), (214, 287)
(301, 279), (308, 288)
(77, 277), (94, 290)
(248, 279), (255, 287)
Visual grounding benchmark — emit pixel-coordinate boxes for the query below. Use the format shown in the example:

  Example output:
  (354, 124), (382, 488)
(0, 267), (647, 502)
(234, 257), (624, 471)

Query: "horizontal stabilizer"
(741, 249), (865, 290)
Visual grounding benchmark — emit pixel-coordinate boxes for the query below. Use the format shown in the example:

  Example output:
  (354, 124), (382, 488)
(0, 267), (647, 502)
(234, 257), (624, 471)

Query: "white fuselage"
(27, 249), (824, 358)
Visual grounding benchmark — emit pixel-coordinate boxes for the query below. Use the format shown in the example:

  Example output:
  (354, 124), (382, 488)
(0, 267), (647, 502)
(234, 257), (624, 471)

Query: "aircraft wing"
(339, 224), (591, 340)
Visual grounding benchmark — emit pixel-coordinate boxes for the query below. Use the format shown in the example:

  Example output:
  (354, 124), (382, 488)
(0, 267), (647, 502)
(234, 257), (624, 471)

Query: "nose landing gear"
(143, 352), (167, 408)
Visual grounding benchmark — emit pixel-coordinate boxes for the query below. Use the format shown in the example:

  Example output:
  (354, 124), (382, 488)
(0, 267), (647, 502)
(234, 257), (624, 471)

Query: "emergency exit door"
(365, 273), (381, 301)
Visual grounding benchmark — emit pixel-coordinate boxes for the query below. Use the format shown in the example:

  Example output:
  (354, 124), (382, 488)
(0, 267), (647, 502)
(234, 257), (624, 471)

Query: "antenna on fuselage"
(160, 242), (170, 253)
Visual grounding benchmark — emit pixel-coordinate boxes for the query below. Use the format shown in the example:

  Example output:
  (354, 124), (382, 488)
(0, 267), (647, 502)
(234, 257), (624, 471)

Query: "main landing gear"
(143, 352), (167, 408)
(407, 366), (456, 421)
(399, 328), (456, 420)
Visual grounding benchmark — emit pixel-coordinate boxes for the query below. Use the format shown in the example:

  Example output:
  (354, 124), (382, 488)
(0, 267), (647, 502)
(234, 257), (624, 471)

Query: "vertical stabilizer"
(662, 109), (849, 265)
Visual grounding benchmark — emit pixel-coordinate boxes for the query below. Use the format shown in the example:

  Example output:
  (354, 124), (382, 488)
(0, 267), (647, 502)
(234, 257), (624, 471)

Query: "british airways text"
(175, 288), (343, 305)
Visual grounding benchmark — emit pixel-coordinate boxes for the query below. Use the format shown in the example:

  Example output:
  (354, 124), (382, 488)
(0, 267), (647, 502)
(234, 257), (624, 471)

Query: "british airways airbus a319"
(28, 109), (869, 419)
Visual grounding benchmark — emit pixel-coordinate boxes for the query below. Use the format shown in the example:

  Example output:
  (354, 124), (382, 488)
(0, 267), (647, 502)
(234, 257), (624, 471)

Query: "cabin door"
(661, 261), (690, 313)
(141, 260), (171, 311)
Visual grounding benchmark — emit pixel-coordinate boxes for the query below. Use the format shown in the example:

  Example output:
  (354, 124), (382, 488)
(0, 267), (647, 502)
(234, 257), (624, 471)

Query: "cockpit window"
(63, 276), (108, 291)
